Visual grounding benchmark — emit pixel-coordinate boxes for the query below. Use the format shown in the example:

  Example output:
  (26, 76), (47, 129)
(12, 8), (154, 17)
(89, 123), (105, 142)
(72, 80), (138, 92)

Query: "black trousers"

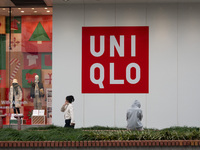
(64, 119), (74, 129)
(13, 104), (20, 114)
(14, 108), (20, 114)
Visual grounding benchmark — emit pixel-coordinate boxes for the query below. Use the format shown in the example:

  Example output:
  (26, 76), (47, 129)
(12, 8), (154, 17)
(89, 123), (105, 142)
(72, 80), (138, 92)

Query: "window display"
(0, 7), (52, 125)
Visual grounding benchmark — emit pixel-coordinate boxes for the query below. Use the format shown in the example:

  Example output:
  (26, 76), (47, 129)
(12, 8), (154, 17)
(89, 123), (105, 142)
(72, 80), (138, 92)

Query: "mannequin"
(30, 75), (44, 110)
(9, 79), (22, 114)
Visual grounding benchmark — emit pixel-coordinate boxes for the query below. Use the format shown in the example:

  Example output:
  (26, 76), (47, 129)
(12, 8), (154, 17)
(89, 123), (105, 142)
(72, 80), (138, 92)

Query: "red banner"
(82, 27), (149, 93)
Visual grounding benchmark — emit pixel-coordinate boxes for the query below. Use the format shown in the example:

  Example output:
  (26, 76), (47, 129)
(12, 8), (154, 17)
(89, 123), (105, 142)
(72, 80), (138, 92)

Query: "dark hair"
(66, 95), (75, 103)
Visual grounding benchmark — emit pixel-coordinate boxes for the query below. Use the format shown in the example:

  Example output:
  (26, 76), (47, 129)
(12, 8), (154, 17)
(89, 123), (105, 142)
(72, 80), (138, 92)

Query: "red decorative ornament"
(11, 37), (20, 48)
(25, 73), (38, 84)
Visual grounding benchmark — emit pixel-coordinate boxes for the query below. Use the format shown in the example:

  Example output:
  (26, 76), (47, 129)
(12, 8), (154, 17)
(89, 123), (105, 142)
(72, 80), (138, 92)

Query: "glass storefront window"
(0, 7), (52, 125)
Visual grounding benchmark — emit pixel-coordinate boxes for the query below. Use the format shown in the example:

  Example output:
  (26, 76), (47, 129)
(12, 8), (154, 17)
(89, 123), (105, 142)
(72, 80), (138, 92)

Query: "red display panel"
(82, 27), (149, 93)
(21, 15), (52, 52)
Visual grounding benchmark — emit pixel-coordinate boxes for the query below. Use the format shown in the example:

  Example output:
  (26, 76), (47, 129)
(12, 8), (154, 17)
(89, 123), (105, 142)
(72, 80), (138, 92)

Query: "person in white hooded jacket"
(61, 95), (75, 128)
(9, 79), (22, 114)
(126, 100), (143, 131)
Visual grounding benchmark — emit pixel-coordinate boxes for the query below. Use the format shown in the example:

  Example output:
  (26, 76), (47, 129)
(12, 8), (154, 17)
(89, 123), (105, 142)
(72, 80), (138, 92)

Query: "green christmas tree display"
(29, 22), (50, 41)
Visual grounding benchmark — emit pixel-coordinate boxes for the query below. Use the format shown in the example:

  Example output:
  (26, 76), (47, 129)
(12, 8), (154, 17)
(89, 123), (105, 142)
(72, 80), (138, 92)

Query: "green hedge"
(0, 126), (200, 141)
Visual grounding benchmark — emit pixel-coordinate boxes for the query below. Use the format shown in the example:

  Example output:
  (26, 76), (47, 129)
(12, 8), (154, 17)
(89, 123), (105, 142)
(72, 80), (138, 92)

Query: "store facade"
(53, 0), (200, 129)
(1, 0), (200, 129)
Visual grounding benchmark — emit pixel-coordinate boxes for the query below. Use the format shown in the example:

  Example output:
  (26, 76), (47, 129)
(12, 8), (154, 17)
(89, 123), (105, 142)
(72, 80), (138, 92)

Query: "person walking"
(61, 95), (75, 128)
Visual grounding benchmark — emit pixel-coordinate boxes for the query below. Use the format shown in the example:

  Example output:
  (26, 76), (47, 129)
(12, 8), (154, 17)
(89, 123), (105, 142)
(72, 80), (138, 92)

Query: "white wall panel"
(53, 4), (84, 127)
(116, 4), (147, 26)
(178, 3), (200, 126)
(84, 4), (115, 26)
(84, 94), (115, 127)
(147, 4), (178, 129)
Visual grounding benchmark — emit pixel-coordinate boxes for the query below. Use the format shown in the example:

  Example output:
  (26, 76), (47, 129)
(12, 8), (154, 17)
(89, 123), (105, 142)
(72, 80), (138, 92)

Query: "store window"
(0, 7), (52, 125)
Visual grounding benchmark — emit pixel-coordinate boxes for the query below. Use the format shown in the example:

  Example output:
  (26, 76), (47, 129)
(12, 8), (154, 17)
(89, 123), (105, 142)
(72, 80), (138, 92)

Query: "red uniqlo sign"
(82, 27), (149, 93)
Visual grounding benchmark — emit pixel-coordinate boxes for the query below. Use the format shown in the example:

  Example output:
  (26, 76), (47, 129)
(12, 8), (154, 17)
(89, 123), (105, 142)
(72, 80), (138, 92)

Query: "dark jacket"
(30, 82), (44, 98)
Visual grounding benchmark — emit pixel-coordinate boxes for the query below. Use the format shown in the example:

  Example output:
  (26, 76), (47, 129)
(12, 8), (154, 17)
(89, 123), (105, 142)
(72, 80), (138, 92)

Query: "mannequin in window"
(30, 75), (44, 110)
(9, 79), (22, 114)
